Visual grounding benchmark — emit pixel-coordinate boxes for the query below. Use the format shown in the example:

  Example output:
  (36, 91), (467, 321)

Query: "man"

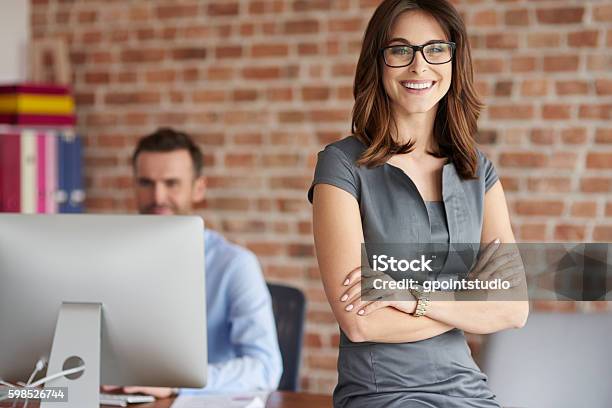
(107, 127), (282, 397)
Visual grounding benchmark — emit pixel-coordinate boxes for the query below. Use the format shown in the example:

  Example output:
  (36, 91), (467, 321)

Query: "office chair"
(479, 311), (612, 408)
(267, 283), (306, 391)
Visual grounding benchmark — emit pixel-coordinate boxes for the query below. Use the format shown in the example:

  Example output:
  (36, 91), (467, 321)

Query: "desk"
(0, 392), (333, 408)
(139, 392), (332, 408)
(265, 391), (332, 407)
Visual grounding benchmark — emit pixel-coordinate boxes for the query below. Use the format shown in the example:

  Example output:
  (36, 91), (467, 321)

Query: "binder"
(1, 133), (21, 212)
(57, 131), (84, 213)
(57, 132), (71, 213)
(37, 132), (46, 213)
(20, 130), (37, 214)
(46, 131), (58, 213)
(68, 135), (84, 213)
(0, 136), (2, 211)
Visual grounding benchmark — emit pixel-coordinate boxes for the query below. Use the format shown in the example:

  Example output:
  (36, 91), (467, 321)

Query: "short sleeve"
(307, 145), (359, 203)
(479, 151), (499, 193)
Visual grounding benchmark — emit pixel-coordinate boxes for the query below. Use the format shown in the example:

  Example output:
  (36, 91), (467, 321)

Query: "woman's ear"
(192, 176), (207, 203)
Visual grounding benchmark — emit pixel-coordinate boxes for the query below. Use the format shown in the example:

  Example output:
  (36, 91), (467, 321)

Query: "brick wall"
(30, 0), (612, 394)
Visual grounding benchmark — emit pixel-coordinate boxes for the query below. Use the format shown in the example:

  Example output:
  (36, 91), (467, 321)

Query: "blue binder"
(57, 132), (84, 213)
(67, 135), (84, 213)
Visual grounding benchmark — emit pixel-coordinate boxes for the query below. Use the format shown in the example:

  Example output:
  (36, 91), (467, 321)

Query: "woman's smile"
(400, 80), (438, 95)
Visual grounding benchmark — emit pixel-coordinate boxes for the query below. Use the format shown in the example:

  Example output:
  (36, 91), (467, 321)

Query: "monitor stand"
(41, 302), (101, 408)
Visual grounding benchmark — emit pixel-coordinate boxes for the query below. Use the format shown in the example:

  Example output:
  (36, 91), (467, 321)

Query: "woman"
(308, 1), (529, 407)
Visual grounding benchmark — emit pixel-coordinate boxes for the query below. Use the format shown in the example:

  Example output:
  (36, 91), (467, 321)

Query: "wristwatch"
(410, 284), (430, 317)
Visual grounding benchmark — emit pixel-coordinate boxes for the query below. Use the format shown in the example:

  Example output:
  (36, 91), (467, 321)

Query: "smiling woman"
(309, 0), (528, 407)
(352, 0), (484, 174)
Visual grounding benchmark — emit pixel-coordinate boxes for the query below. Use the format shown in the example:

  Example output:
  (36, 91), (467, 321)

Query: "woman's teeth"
(402, 81), (434, 89)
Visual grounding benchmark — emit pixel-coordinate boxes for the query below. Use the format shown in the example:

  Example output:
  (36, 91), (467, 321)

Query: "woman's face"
(382, 10), (453, 117)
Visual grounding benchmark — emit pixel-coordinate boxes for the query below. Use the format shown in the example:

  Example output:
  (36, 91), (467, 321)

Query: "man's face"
(134, 150), (205, 215)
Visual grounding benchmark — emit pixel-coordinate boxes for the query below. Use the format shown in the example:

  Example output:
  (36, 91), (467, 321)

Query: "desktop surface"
(0, 391), (333, 408)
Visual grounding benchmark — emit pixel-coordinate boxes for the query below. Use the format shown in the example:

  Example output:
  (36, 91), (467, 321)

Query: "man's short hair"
(132, 127), (204, 176)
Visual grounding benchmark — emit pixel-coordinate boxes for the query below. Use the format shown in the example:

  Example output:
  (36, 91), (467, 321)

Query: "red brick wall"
(31, 0), (612, 394)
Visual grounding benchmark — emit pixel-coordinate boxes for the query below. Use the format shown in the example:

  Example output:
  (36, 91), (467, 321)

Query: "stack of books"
(0, 83), (83, 214)
(0, 83), (76, 126)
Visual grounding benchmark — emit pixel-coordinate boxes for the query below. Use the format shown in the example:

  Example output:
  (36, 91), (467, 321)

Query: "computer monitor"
(0, 214), (207, 407)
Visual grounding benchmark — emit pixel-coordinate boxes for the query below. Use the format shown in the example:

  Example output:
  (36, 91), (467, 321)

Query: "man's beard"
(140, 204), (186, 215)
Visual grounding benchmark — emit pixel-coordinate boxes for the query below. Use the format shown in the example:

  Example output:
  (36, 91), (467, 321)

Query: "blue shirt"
(180, 229), (282, 394)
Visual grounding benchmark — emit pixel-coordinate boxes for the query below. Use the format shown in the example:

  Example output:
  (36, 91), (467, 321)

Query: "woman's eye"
(390, 47), (406, 55)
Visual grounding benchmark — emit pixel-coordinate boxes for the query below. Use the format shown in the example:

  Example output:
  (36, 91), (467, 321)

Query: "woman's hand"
(339, 265), (417, 317)
(468, 238), (524, 288)
(101, 385), (175, 399)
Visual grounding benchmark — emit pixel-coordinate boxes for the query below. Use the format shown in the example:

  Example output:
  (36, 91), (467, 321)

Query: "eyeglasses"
(381, 41), (456, 67)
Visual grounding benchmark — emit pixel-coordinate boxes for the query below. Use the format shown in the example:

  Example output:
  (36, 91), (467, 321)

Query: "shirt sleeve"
(479, 150), (499, 193)
(307, 145), (359, 203)
(180, 252), (283, 394)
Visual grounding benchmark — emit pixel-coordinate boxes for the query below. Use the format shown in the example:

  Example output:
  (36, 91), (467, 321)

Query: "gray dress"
(308, 136), (501, 408)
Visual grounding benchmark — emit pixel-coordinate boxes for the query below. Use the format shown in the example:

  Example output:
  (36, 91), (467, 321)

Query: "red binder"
(0, 133), (21, 212)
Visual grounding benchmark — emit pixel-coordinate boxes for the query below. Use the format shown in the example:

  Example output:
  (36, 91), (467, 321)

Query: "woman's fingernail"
(340, 294), (348, 302)
(358, 309), (365, 315)
(345, 304), (354, 311)
(343, 278), (350, 286)
(494, 238), (501, 244)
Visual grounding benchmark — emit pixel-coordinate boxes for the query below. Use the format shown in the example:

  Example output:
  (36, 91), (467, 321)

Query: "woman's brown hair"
(352, 0), (484, 179)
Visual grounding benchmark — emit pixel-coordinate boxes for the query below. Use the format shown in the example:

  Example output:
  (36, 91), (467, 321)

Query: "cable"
(0, 360), (85, 404)
(0, 359), (45, 407)
(26, 364), (86, 388)
(0, 380), (19, 404)
(0, 380), (18, 388)
(0, 380), (19, 402)
(22, 357), (48, 408)
(16, 364), (86, 408)
(0, 382), (14, 403)
(26, 358), (47, 386)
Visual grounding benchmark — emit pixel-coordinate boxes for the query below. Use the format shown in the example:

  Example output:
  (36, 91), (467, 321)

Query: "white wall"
(0, 0), (30, 83)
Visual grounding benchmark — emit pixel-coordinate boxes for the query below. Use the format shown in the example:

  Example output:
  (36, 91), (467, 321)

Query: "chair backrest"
(267, 283), (306, 391)
(479, 312), (612, 408)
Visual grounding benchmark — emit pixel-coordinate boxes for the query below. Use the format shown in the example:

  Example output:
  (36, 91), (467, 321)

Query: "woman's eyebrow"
(387, 37), (446, 45)
(388, 37), (411, 45)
